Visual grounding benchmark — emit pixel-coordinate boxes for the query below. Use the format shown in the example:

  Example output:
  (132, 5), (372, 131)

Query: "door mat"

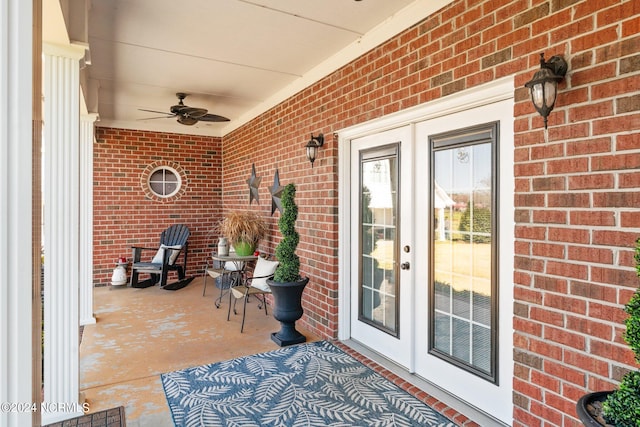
(161, 340), (456, 426)
(44, 406), (126, 427)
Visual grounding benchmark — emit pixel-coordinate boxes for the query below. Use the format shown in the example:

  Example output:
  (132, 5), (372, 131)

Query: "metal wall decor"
(246, 163), (261, 204)
(269, 168), (284, 215)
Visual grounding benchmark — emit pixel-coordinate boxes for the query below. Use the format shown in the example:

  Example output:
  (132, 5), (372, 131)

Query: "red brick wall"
(220, 1), (640, 426)
(510, 1), (640, 425)
(93, 0), (639, 425)
(93, 127), (223, 285)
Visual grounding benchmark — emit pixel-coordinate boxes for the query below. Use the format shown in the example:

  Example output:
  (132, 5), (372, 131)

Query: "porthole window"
(147, 166), (181, 198)
(140, 161), (187, 202)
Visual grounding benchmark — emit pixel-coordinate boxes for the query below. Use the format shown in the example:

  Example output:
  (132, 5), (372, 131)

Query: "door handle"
(400, 262), (410, 270)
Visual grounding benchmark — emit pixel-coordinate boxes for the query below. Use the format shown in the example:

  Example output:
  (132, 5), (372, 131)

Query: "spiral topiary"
(602, 237), (640, 426)
(273, 183), (301, 283)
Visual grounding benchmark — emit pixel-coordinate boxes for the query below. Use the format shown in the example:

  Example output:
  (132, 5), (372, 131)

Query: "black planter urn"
(267, 277), (309, 347)
(576, 391), (614, 426)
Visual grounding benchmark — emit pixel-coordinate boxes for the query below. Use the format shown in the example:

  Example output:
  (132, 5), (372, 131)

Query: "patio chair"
(227, 256), (279, 332)
(130, 224), (190, 288)
(202, 258), (243, 308)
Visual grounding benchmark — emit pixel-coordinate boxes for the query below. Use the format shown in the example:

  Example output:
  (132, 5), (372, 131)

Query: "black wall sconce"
(305, 133), (324, 168)
(524, 53), (568, 129)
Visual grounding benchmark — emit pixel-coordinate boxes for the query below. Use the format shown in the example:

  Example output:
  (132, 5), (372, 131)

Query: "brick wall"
(220, 1), (639, 425)
(510, 1), (640, 425)
(93, 127), (223, 285)
(94, 0), (639, 425)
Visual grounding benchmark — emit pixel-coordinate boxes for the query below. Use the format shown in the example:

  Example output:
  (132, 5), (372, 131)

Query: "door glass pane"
(359, 147), (398, 336)
(473, 324), (491, 372)
(452, 318), (470, 363)
(434, 312), (450, 352)
(430, 123), (497, 381)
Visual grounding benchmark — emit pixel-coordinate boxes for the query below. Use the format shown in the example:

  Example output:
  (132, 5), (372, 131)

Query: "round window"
(147, 166), (181, 198)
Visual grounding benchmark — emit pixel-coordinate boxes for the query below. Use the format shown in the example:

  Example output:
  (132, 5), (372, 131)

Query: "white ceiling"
(81, 0), (450, 136)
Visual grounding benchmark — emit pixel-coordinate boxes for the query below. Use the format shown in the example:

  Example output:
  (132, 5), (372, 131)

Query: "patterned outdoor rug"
(161, 341), (456, 427)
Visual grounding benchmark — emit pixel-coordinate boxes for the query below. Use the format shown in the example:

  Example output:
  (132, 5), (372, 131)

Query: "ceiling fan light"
(177, 116), (197, 126)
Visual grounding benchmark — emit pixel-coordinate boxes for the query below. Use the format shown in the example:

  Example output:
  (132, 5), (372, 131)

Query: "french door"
(346, 91), (514, 424)
(350, 126), (414, 369)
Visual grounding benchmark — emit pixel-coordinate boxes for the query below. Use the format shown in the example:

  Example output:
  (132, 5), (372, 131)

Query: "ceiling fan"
(139, 92), (230, 125)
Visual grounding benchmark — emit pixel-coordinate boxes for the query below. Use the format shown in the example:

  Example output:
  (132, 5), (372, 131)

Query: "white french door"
(412, 100), (514, 423)
(343, 79), (514, 424)
(349, 125), (414, 369)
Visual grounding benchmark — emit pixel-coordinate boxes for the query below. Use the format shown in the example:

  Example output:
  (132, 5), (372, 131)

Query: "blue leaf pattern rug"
(161, 340), (456, 427)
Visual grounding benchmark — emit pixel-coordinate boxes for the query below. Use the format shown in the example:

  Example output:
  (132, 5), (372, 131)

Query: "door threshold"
(342, 339), (509, 427)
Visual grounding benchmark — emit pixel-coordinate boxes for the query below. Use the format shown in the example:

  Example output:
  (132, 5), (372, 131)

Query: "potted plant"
(576, 237), (640, 426)
(218, 211), (267, 256)
(267, 183), (309, 347)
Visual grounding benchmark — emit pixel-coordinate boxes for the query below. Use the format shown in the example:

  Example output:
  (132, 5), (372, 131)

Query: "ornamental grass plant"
(218, 211), (267, 248)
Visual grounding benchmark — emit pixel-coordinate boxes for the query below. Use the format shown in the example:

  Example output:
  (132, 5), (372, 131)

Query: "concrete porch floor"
(80, 275), (479, 427)
(80, 275), (311, 426)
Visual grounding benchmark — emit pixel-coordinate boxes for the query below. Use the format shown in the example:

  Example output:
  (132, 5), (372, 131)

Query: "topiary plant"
(273, 183), (301, 283)
(603, 372), (640, 426)
(602, 237), (640, 426)
(626, 240), (640, 359)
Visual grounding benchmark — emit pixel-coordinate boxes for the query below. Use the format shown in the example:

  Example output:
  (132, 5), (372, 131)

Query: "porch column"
(0, 1), (34, 427)
(79, 113), (98, 326)
(42, 42), (85, 425)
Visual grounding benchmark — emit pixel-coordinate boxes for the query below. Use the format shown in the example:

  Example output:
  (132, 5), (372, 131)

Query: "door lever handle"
(400, 262), (410, 270)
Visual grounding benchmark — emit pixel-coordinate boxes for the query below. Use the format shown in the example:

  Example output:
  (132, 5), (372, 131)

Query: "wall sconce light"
(305, 133), (324, 168)
(524, 53), (568, 129)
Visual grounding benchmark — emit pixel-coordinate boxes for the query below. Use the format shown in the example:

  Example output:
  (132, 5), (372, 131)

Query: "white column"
(42, 42), (86, 425)
(0, 1), (34, 427)
(79, 113), (98, 326)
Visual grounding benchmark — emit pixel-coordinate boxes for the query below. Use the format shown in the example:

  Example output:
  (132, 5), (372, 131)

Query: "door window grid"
(430, 123), (498, 382)
(359, 147), (399, 336)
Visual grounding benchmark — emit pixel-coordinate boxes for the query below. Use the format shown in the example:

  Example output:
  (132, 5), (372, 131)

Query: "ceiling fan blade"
(182, 107), (208, 119)
(198, 113), (230, 122)
(139, 108), (174, 116)
(138, 115), (176, 121)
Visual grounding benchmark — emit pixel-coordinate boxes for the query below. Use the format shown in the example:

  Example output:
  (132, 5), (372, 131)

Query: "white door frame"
(348, 126), (415, 369)
(338, 77), (514, 340)
(337, 77), (514, 423)
(412, 99), (515, 423)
